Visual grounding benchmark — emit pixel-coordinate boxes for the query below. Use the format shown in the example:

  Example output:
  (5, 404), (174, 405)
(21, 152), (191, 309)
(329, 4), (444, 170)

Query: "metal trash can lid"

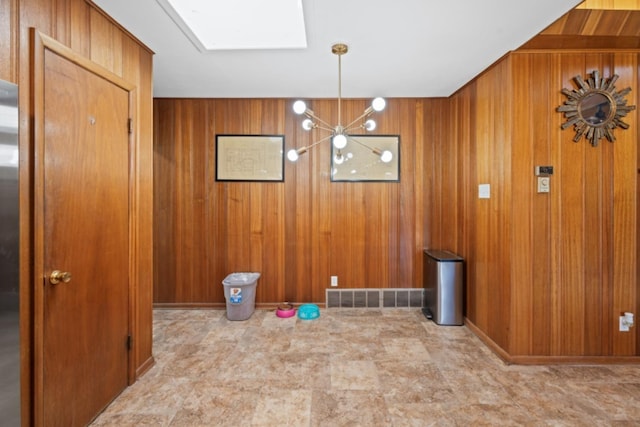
(424, 250), (463, 262)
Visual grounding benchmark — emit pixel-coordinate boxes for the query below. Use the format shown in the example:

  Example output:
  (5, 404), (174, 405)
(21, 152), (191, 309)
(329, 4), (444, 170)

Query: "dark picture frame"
(215, 134), (285, 182)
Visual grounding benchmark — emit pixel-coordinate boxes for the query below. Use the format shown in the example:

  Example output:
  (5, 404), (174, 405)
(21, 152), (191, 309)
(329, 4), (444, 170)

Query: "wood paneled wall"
(521, 8), (640, 50)
(151, 11), (638, 362)
(432, 51), (639, 360)
(153, 98), (431, 306)
(0, 0), (154, 423)
(578, 0), (640, 9)
(523, 1), (640, 50)
(154, 51), (639, 362)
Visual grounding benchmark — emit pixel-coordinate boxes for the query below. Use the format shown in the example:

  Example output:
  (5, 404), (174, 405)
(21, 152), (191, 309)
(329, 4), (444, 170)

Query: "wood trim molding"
(135, 356), (155, 378)
(152, 303), (327, 310)
(34, 31), (135, 92)
(519, 35), (640, 50)
(507, 355), (640, 365)
(30, 28), (141, 423)
(466, 318), (640, 365)
(464, 318), (513, 364)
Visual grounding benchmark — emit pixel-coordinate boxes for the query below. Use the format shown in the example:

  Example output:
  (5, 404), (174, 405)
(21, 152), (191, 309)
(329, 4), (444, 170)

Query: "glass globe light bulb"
(380, 150), (393, 163)
(293, 100), (307, 115)
(287, 149), (299, 162)
(333, 152), (345, 164)
(364, 119), (376, 131)
(333, 134), (347, 149)
(372, 97), (386, 112)
(302, 119), (314, 131)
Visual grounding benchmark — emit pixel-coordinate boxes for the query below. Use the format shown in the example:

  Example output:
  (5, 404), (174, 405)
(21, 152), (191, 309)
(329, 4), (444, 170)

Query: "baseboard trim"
(464, 319), (513, 363)
(152, 302), (327, 310)
(135, 356), (155, 379)
(153, 303), (225, 309)
(465, 318), (640, 365)
(256, 302), (327, 309)
(507, 355), (640, 365)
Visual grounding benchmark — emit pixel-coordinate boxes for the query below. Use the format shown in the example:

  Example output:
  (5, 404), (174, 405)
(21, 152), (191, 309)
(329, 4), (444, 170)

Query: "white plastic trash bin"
(222, 272), (260, 320)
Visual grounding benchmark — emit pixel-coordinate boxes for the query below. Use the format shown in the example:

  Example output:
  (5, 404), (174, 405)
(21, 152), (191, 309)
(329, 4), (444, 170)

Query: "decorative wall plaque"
(557, 70), (635, 147)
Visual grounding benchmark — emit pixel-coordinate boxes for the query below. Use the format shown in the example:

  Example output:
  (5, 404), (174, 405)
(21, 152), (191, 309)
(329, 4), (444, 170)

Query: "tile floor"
(91, 308), (640, 426)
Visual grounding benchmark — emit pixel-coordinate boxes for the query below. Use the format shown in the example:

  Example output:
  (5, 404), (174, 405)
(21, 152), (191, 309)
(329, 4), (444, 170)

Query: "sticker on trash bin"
(230, 287), (242, 304)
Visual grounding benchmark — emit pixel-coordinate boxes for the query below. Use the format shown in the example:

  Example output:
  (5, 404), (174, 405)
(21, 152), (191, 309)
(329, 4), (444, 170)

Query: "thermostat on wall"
(535, 166), (553, 176)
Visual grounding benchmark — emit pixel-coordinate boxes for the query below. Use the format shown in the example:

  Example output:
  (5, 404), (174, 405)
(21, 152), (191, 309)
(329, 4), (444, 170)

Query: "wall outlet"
(330, 276), (338, 287)
(620, 316), (630, 332)
(478, 184), (490, 199)
(619, 312), (634, 332)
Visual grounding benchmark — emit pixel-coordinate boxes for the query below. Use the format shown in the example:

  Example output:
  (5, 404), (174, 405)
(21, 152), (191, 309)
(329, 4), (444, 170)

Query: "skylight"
(157, 0), (307, 51)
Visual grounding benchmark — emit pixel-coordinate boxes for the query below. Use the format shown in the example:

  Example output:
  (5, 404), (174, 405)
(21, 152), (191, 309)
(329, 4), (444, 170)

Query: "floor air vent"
(326, 289), (424, 308)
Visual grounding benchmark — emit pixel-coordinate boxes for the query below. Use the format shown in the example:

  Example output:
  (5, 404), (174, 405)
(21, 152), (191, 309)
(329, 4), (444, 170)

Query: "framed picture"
(331, 135), (400, 182)
(216, 135), (285, 182)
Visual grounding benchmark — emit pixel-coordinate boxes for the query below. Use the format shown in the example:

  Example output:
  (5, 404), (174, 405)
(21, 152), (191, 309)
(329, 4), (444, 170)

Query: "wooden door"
(34, 34), (133, 426)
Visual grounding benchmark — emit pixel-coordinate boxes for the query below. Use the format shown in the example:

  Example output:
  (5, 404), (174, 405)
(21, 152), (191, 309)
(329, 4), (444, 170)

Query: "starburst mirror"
(557, 70), (636, 147)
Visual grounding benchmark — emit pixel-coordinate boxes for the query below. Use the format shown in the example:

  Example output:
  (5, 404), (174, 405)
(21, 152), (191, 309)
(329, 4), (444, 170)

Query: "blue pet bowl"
(297, 303), (320, 320)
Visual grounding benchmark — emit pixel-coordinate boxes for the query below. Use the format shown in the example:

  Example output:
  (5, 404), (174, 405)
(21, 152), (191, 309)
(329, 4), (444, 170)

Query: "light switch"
(537, 177), (550, 193)
(478, 184), (490, 199)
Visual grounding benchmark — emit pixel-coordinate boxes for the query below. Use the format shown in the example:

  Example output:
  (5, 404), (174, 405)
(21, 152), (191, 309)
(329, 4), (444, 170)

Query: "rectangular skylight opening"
(157, 0), (307, 51)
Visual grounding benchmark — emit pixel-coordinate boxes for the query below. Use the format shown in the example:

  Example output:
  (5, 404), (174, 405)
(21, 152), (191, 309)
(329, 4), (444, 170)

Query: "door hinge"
(126, 335), (133, 350)
(128, 118), (133, 134)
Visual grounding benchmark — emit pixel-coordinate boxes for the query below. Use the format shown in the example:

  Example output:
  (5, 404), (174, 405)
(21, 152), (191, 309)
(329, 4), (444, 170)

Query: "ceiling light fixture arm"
(299, 107), (334, 131)
(344, 107), (377, 133)
(286, 134), (334, 162)
(348, 135), (393, 163)
(345, 106), (374, 129)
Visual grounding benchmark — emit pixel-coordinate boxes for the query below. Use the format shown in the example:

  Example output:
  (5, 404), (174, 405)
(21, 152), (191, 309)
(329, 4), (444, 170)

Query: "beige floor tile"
(330, 360), (380, 390)
(90, 308), (640, 426)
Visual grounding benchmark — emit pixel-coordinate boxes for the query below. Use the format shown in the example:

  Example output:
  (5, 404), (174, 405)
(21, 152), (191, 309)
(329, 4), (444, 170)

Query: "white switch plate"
(537, 177), (550, 193)
(478, 184), (490, 199)
(331, 276), (338, 287)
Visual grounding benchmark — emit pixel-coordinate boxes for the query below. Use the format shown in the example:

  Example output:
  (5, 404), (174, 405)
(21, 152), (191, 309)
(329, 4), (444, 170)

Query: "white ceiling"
(94, 0), (582, 99)
(155, 0), (309, 51)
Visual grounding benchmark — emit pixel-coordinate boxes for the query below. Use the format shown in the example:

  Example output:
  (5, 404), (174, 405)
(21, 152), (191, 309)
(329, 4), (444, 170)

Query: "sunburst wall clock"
(557, 70), (636, 147)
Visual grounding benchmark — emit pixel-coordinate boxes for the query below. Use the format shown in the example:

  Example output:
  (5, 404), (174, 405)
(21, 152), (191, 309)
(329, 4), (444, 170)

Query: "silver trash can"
(222, 272), (260, 320)
(423, 250), (464, 325)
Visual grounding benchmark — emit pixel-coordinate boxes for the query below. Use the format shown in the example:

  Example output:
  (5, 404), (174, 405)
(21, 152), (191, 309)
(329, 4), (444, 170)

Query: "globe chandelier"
(287, 43), (392, 165)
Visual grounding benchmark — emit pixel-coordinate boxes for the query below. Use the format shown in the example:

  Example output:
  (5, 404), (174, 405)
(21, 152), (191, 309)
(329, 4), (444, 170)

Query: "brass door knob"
(49, 270), (72, 285)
